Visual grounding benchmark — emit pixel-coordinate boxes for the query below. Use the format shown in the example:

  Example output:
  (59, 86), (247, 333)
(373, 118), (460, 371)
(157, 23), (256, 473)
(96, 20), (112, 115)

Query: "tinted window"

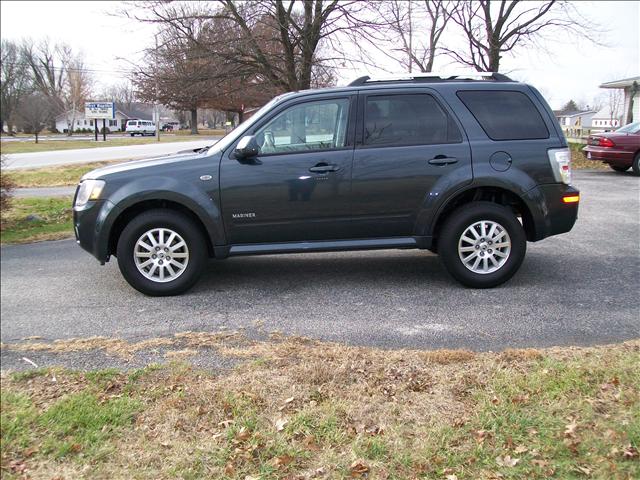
(255, 98), (350, 155)
(364, 94), (462, 147)
(457, 90), (549, 141)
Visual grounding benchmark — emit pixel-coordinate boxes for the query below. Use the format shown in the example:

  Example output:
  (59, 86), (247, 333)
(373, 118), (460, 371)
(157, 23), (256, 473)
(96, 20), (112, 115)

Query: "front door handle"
(428, 155), (458, 166)
(309, 163), (340, 173)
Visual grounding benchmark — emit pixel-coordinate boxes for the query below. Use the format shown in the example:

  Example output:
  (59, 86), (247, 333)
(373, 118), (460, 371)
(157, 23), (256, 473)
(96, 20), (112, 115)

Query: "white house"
(590, 107), (623, 132)
(600, 76), (640, 125)
(555, 110), (597, 138)
(55, 104), (153, 133)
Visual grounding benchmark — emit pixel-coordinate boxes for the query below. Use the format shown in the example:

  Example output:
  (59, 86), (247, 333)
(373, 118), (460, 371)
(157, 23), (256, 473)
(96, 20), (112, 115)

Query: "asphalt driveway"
(1, 170), (638, 368)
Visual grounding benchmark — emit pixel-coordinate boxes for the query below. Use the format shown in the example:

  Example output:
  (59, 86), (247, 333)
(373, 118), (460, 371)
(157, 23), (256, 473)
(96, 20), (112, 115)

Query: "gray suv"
(73, 73), (579, 296)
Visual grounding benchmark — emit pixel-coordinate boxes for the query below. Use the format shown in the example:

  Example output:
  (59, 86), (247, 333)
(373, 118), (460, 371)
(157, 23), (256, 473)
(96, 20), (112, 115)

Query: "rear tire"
(610, 165), (630, 172)
(438, 202), (526, 288)
(632, 153), (640, 176)
(116, 209), (207, 296)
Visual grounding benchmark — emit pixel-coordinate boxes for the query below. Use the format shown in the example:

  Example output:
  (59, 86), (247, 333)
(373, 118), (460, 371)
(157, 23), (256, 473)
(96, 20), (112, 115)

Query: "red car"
(582, 122), (640, 175)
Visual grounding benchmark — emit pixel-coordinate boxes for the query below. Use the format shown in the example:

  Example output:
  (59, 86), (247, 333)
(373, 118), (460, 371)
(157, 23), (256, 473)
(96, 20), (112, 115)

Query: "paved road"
(13, 186), (76, 198)
(1, 171), (638, 369)
(3, 138), (220, 170)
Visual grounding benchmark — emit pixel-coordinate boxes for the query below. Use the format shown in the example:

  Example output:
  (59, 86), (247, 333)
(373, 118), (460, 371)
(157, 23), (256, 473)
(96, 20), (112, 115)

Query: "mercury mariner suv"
(73, 73), (579, 296)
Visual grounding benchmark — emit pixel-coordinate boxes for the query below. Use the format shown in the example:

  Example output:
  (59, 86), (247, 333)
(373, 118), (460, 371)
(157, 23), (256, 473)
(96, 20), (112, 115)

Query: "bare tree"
(124, 1), (378, 92)
(17, 92), (53, 143)
(21, 40), (92, 135)
(445, 0), (592, 72)
(100, 81), (137, 109)
(361, 1), (458, 73)
(1, 40), (32, 134)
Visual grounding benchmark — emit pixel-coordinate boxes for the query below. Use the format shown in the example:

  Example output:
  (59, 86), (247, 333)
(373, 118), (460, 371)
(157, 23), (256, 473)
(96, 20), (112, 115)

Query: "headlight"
(75, 179), (105, 207)
(547, 148), (571, 185)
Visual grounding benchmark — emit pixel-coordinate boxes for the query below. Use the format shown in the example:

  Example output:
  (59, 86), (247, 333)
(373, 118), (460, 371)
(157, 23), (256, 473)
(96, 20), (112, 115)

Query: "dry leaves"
(350, 459), (370, 477)
(496, 455), (519, 467)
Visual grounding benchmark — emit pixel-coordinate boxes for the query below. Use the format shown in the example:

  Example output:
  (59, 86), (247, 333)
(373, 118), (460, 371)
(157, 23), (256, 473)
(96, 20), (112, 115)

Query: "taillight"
(598, 137), (615, 147)
(547, 148), (572, 185)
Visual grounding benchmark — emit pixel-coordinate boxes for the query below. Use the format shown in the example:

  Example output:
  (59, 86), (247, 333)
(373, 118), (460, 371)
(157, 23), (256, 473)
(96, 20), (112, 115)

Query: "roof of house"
(600, 76), (640, 89)
(556, 110), (597, 118)
(592, 107), (623, 119)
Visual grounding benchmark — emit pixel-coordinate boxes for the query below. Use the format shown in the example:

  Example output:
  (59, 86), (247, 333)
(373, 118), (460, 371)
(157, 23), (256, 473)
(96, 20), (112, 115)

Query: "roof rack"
(348, 72), (513, 86)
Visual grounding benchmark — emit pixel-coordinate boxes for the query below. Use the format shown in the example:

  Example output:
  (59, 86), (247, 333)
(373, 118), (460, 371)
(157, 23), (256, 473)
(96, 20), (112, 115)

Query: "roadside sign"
(85, 102), (115, 119)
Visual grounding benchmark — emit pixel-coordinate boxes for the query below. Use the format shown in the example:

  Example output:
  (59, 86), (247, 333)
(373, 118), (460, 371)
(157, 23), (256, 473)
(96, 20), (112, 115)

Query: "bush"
(48, 127), (59, 134)
(1, 155), (16, 220)
(100, 127), (111, 134)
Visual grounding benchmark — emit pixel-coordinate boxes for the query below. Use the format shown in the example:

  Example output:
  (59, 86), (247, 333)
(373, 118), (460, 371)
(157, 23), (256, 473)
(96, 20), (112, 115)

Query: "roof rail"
(348, 72), (512, 86)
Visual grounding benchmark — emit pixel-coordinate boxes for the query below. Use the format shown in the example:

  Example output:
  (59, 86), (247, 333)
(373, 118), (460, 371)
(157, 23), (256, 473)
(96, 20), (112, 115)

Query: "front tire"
(632, 153), (640, 176)
(438, 202), (527, 288)
(116, 210), (207, 296)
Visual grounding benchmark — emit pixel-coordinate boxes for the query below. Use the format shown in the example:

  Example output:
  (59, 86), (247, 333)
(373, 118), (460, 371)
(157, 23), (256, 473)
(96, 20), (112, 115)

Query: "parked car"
(162, 122), (180, 132)
(73, 73), (579, 296)
(582, 122), (640, 175)
(125, 120), (156, 136)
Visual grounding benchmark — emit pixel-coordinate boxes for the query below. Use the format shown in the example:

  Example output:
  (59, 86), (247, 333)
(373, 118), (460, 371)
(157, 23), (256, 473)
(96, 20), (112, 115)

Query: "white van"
(126, 120), (156, 136)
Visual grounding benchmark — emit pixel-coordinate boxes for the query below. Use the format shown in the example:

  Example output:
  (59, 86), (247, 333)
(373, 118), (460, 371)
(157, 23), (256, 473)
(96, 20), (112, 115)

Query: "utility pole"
(155, 33), (160, 142)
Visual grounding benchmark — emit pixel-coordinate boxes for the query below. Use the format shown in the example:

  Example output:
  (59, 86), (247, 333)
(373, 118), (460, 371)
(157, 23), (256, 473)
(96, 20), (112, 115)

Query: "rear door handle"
(309, 163), (340, 173)
(428, 156), (458, 166)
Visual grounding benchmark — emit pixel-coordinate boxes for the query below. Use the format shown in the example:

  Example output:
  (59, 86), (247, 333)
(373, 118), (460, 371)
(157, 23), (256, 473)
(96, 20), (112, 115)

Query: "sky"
(1, 0), (638, 110)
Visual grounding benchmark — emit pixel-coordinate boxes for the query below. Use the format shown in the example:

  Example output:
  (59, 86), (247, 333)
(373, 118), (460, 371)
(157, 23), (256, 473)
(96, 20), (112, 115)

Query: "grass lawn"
(4, 162), (116, 188)
(0, 132), (224, 155)
(0, 196), (73, 244)
(569, 141), (608, 170)
(1, 335), (638, 479)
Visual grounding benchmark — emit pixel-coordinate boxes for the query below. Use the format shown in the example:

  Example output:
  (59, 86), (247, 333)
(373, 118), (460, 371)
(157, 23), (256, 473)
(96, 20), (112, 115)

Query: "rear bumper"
(582, 146), (633, 166)
(527, 183), (579, 241)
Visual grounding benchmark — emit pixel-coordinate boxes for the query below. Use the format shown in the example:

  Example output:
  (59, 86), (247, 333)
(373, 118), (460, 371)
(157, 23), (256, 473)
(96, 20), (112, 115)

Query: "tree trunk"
(35, 131), (39, 144)
(238, 110), (245, 124)
(190, 108), (198, 134)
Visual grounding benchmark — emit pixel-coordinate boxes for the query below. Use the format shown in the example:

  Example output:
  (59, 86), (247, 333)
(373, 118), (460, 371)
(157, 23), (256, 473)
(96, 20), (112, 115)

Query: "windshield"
(207, 93), (294, 154)
(616, 122), (640, 134)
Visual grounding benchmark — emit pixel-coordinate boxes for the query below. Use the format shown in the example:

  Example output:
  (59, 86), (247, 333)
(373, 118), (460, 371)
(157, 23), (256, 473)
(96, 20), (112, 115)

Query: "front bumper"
(73, 199), (119, 263)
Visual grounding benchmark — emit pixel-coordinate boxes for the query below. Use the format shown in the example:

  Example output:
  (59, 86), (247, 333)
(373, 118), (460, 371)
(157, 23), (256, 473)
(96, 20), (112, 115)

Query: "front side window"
(364, 94), (462, 147)
(255, 98), (350, 155)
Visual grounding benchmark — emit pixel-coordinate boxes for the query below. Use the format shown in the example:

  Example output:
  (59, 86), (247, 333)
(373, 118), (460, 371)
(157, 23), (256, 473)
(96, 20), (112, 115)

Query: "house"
(600, 76), (640, 125)
(55, 103), (153, 133)
(554, 109), (597, 138)
(590, 107), (623, 132)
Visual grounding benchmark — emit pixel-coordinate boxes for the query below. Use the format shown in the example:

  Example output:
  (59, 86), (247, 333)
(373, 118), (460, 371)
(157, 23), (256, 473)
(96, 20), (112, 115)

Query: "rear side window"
(457, 90), (549, 141)
(364, 94), (462, 147)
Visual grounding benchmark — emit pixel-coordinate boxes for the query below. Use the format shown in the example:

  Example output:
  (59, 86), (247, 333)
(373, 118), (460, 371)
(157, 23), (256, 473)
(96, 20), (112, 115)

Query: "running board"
(219, 237), (429, 257)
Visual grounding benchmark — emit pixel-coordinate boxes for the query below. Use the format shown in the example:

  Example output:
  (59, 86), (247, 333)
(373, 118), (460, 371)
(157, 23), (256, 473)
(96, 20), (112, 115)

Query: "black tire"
(438, 202), (527, 288)
(632, 153), (640, 176)
(116, 209), (207, 296)
(610, 165), (630, 172)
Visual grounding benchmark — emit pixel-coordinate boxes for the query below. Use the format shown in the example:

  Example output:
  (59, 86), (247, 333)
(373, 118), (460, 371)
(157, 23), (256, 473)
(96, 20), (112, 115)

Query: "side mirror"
(234, 135), (259, 159)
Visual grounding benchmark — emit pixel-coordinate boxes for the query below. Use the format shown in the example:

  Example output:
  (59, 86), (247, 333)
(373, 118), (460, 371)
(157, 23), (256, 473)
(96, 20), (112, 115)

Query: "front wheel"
(438, 202), (527, 288)
(116, 210), (208, 296)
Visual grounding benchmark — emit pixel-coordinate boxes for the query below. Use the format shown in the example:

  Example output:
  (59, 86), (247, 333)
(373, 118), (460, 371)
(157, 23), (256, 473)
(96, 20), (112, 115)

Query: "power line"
(1, 61), (143, 76)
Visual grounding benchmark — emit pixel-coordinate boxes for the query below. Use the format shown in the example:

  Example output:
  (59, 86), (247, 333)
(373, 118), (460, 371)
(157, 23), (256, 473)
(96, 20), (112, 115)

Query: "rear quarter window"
(457, 90), (549, 141)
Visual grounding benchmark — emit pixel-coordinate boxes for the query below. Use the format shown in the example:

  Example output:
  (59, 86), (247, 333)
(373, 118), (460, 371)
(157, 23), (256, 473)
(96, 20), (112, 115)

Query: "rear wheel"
(632, 153), (640, 176)
(438, 202), (526, 288)
(610, 165), (630, 172)
(116, 210), (207, 296)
